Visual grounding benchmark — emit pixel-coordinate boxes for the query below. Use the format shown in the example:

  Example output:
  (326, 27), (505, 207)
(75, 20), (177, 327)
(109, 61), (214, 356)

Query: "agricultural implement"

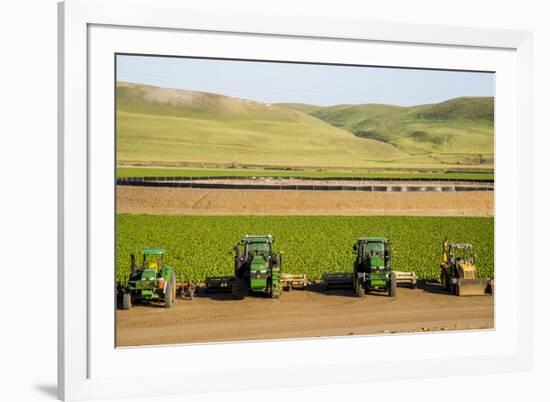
(394, 271), (417, 288)
(322, 272), (353, 289)
(323, 237), (415, 297)
(176, 280), (196, 300)
(440, 239), (492, 296)
(280, 273), (308, 291)
(120, 247), (176, 309)
(204, 276), (233, 293)
(231, 235), (283, 299)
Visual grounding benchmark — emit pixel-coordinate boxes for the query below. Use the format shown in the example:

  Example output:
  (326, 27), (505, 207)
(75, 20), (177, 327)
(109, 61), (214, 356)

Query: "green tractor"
(120, 247), (176, 309)
(323, 237), (397, 297)
(231, 235), (282, 299)
(353, 237), (397, 297)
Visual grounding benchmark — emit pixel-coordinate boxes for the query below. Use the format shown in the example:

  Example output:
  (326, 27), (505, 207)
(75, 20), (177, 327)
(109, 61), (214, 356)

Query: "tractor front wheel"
(165, 279), (174, 308)
(172, 273), (177, 302)
(389, 272), (397, 297)
(270, 281), (280, 299)
(356, 278), (365, 298)
(440, 270), (449, 292)
(449, 281), (456, 295)
(122, 291), (131, 310)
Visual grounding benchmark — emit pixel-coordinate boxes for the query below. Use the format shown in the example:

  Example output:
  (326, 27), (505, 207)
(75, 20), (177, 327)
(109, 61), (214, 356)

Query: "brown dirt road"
(117, 186), (494, 216)
(116, 284), (494, 347)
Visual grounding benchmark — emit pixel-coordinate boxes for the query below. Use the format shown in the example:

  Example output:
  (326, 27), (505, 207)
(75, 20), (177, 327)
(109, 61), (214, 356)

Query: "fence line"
(117, 175), (494, 183)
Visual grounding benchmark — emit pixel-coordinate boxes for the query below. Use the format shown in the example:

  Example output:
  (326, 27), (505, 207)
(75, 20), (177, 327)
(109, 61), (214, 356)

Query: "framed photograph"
(58, 0), (533, 400)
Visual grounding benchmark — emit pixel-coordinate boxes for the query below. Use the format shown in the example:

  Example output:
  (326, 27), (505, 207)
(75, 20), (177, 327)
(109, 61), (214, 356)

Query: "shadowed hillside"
(281, 97), (494, 160)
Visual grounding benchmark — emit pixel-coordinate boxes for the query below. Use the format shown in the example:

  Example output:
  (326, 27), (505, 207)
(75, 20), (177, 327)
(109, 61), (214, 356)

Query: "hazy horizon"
(117, 79), (495, 108)
(117, 55), (495, 107)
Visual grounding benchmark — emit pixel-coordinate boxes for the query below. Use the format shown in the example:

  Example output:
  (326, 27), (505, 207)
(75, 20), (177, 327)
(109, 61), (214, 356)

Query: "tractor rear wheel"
(232, 278), (247, 300)
(122, 291), (131, 310)
(389, 272), (397, 297)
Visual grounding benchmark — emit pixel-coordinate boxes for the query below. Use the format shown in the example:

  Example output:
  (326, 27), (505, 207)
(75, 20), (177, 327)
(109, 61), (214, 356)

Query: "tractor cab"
(241, 235), (273, 257)
(445, 242), (475, 265)
(354, 237), (393, 272)
(139, 247), (165, 272)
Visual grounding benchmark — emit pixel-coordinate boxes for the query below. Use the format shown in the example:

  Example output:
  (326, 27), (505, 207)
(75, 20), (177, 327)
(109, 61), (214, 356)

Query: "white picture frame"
(58, 0), (533, 400)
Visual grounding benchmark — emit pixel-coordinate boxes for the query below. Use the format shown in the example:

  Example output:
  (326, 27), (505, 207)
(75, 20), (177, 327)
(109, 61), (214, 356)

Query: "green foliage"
(116, 215), (494, 283)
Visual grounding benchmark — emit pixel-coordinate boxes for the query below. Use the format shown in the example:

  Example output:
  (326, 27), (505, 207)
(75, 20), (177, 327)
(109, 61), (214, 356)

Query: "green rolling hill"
(117, 82), (493, 170)
(116, 82), (408, 169)
(280, 97), (494, 164)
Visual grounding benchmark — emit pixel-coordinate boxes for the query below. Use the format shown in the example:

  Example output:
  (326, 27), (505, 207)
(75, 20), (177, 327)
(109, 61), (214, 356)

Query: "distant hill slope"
(281, 97), (494, 159)
(116, 82), (408, 168)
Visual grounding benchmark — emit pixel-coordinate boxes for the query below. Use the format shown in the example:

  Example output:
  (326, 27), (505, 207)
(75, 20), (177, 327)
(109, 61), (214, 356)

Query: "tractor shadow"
(193, 289), (277, 301)
(115, 293), (175, 309)
(195, 288), (299, 301)
(305, 283), (390, 298)
(415, 279), (449, 295)
(194, 290), (237, 301)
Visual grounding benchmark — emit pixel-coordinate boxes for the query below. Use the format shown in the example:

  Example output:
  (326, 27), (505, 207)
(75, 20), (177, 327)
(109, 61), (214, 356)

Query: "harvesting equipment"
(120, 247), (176, 309)
(231, 235), (282, 299)
(440, 239), (492, 296)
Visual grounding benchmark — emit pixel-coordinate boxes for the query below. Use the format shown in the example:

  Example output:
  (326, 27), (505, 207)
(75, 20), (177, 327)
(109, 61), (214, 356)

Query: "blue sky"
(117, 54), (494, 107)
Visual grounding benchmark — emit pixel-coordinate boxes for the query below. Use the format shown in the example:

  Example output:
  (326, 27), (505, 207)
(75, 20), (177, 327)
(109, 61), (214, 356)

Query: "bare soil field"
(117, 186), (494, 216)
(147, 177), (493, 187)
(116, 284), (494, 347)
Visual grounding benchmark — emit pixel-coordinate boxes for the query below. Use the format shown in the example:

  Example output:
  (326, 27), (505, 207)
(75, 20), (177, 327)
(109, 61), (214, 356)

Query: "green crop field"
(116, 215), (494, 283)
(116, 167), (494, 181)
